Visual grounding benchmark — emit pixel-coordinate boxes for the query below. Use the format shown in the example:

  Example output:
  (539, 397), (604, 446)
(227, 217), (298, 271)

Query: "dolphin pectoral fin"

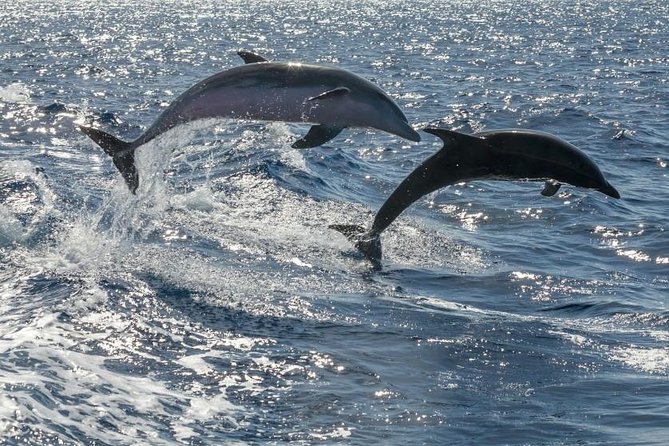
(541, 180), (561, 197)
(237, 51), (269, 64)
(291, 124), (345, 148)
(307, 87), (351, 101)
(329, 224), (382, 262)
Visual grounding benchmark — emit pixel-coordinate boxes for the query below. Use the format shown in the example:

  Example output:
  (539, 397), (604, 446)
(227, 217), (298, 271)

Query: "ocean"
(1, 0), (667, 444)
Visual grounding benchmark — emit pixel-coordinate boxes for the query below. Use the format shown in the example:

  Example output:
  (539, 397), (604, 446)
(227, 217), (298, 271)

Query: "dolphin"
(78, 51), (420, 193)
(330, 127), (620, 263)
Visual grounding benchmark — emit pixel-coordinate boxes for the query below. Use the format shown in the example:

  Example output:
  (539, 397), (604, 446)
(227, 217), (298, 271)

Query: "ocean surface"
(1, 0), (668, 444)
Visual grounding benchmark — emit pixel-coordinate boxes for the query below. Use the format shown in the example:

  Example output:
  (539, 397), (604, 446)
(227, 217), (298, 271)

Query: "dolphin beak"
(395, 123), (421, 142)
(598, 182), (621, 199)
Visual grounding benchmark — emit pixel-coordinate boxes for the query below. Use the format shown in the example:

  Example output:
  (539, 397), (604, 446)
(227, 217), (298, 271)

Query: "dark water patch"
(262, 158), (331, 199)
(95, 111), (124, 127)
(40, 102), (70, 114)
(523, 107), (605, 131)
(538, 300), (646, 318)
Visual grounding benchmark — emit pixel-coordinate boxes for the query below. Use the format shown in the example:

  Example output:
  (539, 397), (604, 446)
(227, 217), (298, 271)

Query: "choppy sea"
(1, 0), (668, 444)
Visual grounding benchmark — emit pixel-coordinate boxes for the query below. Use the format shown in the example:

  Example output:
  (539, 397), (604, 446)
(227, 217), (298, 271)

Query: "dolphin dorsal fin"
(237, 51), (269, 64)
(308, 87), (350, 101)
(424, 127), (486, 147)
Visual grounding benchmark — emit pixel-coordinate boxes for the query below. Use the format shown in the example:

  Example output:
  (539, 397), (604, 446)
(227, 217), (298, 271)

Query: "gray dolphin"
(331, 127), (620, 263)
(79, 51), (420, 193)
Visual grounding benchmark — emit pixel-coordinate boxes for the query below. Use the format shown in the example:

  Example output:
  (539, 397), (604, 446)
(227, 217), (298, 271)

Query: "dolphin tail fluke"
(329, 224), (382, 262)
(79, 126), (139, 194)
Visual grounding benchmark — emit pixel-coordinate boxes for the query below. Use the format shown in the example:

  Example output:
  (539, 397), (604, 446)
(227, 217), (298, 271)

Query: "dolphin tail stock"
(79, 126), (139, 194)
(329, 224), (382, 263)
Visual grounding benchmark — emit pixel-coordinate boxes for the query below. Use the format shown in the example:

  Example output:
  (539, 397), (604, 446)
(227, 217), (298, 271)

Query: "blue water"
(1, 0), (668, 444)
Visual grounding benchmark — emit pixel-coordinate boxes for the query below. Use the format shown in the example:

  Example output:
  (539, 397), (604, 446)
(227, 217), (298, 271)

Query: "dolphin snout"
(394, 123), (421, 142)
(598, 182), (621, 199)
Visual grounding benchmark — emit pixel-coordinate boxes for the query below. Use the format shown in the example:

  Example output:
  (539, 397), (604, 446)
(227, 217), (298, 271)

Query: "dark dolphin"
(79, 51), (420, 193)
(331, 127), (620, 263)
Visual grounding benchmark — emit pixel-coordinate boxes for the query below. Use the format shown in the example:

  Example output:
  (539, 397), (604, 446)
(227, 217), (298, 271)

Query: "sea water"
(1, 0), (668, 444)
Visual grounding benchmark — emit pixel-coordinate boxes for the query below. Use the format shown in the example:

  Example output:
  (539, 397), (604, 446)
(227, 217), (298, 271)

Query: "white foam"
(176, 353), (214, 375)
(610, 346), (669, 374)
(548, 329), (591, 347)
(39, 217), (130, 273)
(0, 83), (32, 104)
(0, 301), (250, 443)
(266, 122), (308, 170)
(0, 394), (20, 433)
(173, 186), (217, 212)
(0, 160), (59, 246)
(310, 426), (354, 440)
(0, 205), (25, 245)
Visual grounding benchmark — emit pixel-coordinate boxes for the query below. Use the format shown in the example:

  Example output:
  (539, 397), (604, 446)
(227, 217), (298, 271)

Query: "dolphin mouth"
(598, 182), (621, 199)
